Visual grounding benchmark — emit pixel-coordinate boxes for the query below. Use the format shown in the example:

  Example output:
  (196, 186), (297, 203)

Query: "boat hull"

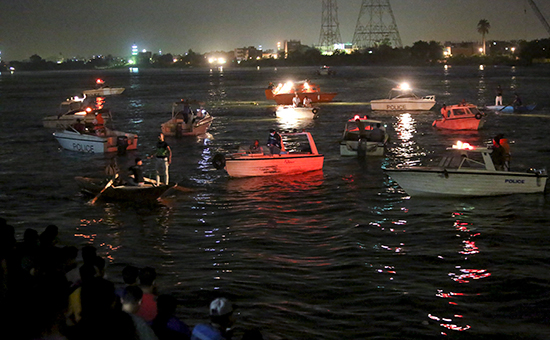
(385, 168), (548, 197)
(161, 114), (213, 136)
(53, 130), (138, 153)
(432, 117), (485, 130)
(486, 104), (536, 113)
(340, 141), (385, 157)
(225, 154), (324, 178)
(275, 106), (319, 119)
(75, 176), (172, 203)
(83, 88), (125, 96)
(265, 90), (337, 105)
(371, 98), (436, 111)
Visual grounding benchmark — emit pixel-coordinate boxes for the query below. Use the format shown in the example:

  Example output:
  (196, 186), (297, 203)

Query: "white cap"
(210, 297), (233, 316)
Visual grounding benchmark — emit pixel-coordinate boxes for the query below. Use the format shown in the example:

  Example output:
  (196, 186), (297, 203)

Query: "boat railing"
(457, 155), (485, 169)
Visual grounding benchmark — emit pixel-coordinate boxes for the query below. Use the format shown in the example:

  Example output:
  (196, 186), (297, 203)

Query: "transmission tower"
(318, 0), (342, 53)
(352, 0), (402, 49)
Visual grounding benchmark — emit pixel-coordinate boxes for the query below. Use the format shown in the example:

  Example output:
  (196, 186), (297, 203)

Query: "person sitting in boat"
(93, 111), (105, 135)
(249, 139), (262, 153)
(128, 158), (145, 186)
(292, 93), (301, 107)
(72, 119), (86, 133)
(303, 96), (312, 108)
(369, 123), (385, 143)
(267, 129), (282, 154)
(512, 93), (523, 109)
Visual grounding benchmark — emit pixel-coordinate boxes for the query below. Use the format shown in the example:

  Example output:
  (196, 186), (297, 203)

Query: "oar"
(88, 174), (118, 205)
(498, 103), (513, 112)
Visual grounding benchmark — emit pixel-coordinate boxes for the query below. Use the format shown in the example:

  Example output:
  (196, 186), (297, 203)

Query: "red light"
(96, 78), (104, 84)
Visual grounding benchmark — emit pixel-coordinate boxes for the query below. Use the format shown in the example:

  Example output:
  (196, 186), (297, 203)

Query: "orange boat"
(265, 80), (337, 105)
(432, 103), (486, 130)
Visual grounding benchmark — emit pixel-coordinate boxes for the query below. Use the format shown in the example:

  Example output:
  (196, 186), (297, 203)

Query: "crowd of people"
(0, 218), (263, 340)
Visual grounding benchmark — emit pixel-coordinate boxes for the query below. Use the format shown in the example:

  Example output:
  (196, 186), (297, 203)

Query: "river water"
(1, 65), (550, 339)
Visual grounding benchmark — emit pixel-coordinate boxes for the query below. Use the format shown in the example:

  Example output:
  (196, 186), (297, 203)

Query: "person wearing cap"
(191, 297), (235, 340)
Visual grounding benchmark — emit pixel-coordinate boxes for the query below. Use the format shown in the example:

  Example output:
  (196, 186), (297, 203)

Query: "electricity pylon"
(318, 0), (342, 53)
(352, 0), (402, 49)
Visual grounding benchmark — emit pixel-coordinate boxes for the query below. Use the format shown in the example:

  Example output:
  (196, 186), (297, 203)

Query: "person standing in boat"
(491, 134), (508, 171)
(440, 104), (448, 120)
(495, 85), (503, 106)
(93, 111), (105, 135)
(267, 129), (282, 154)
(150, 133), (172, 185)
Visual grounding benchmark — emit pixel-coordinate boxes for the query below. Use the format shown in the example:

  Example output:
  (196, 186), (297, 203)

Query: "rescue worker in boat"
(93, 111), (105, 135)
(128, 157), (145, 186)
(303, 96), (312, 108)
(491, 134), (510, 171)
(267, 129), (282, 154)
(369, 123), (385, 143)
(72, 118), (86, 133)
(292, 93), (301, 107)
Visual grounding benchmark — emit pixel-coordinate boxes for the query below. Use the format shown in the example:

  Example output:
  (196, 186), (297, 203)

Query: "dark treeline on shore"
(2, 38), (550, 72)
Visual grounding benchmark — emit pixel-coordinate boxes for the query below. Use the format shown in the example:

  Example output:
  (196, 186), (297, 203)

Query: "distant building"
(443, 42), (482, 57)
(284, 40), (302, 58)
(234, 46), (262, 62)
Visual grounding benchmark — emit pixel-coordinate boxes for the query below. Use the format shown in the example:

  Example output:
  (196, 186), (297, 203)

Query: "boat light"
(96, 78), (104, 85)
(85, 107), (93, 113)
(399, 82), (411, 91)
(452, 141), (475, 150)
(353, 115), (368, 121)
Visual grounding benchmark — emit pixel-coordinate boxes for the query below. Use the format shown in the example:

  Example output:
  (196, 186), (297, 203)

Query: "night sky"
(1, 0), (549, 61)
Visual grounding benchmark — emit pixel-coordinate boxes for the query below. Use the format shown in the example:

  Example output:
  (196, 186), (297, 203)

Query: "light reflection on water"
(2, 66), (550, 339)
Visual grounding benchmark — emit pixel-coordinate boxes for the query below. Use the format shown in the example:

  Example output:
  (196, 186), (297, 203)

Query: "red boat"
(265, 80), (337, 105)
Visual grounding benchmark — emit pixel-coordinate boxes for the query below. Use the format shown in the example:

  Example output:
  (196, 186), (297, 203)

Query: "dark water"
(1, 65), (550, 339)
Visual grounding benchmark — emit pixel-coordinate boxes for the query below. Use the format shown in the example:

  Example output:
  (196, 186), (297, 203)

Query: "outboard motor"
(117, 135), (129, 155)
(212, 153), (226, 170)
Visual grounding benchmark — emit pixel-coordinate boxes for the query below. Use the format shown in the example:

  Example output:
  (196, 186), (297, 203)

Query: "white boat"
(161, 100), (214, 137)
(384, 141), (548, 197)
(370, 83), (435, 111)
(275, 105), (320, 119)
(43, 102), (111, 129)
(212, 131), (324, 178)
(82, 78), (125, 96)
(340, 115), (389, 157)
(316, 65), (335, 76)
(53, 127), (138, 154)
